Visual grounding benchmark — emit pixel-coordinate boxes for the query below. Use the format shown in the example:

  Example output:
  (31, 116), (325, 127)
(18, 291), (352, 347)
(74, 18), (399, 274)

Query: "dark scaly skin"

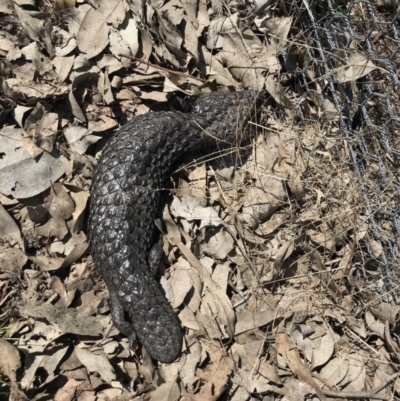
(88, 91), (262, 363)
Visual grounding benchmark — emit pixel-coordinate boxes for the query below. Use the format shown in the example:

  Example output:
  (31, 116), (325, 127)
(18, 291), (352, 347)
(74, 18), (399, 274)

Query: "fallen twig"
(322, 372), (398, 400)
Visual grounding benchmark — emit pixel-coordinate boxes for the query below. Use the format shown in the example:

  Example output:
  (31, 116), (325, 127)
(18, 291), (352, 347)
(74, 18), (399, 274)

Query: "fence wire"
(286, 0), (400, 301)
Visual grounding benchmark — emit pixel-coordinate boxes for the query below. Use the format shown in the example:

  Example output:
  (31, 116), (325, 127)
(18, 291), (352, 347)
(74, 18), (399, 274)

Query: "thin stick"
(322, 372), (398, 400)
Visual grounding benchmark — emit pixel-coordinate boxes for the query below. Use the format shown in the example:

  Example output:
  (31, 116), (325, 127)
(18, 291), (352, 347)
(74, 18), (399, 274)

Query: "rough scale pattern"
(88, 91), (262, 363)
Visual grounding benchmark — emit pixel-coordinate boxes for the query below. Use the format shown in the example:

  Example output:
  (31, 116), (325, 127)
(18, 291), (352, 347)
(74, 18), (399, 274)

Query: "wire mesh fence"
(285, 0), (400, 301)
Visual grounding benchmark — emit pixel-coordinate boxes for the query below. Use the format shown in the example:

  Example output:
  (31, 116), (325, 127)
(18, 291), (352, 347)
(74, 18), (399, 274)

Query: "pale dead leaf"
(68, 72), (99, 122)
(241, 184), (284, 229)
(341, 354), (365, 387)
(19, 302), (104, 337)
(0, 128), (65, 199)
(64, 126), (101, 154)
(290, 325), (314, 362)
(200, 227), (234, 260)
(336, 49), (384, 82)
(263, 17), (292, 53)
(5, 78), (68, 100)
(311, 331), (335, 369)
(280, 377), (315, 401)
(40, 346), (70, 384)
(169, 259), (195, 308)
(13, 4), (54, 56)
(76, 0), (126, 59)
(0, 204), (24, 249)
(319, 355), (349, 386)
(369, 238), (383, 258)
(150, 380), (180, 401)
(166, 234), (236, 338)
(120, 18), (139, 57)
(178, 305), (200, 331)
(197, 346), (234, 397)
(75, 348), (116, 384)
(59, 242), (88, 269)
(256, 212), (288, 235)
(198, 45), (236, 87)
(46, 183), (75, 219)
(109, 29), (131, 69)
(69, 190), (90, 233)
(265, 75), (293, 108)
(274, 240), (294, 267)
(365, 311), (385, 338)
(53, 28), (77, 57)
(207, 15), (238, 49)
(179, 338), (202, 387)
(0, 340), (21, 382)
(343, 365), (366, 392)
(235, 310), (276, 335)
(369, 302), (400, 325)
(276, 333), (326, 401)
(54, 378), (80, 401)
(170, 195), (222, 228)
(211, 262), (229, 292)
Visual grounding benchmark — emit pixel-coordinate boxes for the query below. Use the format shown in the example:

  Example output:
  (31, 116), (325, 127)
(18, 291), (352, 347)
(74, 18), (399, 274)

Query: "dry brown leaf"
(200, 226), (234, 259)
(150, 380), (180, 401)
(0, 339), (21, 382)
(181, 383), (218, 401)
(263, 17), (292, 53)
(75, 348), (116, 384)
(54, 378), (79, 401)
(170, 194), (222, 228)
(0, 204), (24, 249)
(178, 305), (200, 331)
(19, 302), (104, 337)
(310, 331), (335, 369)
(13, 4), (54, 56)
(365, 310), (385, 338)
(165, 232), (236, 339)
(0, 128), (65, 199)
(336, 49), (384, 82)
(64, 127), (102, 155)
(276, 332), (326, 401)
(76, 0), (126, 59)
(169, 259), (195, 308)
(234, 310), (276, 335)
(319, 355), (349, 386)
(197, 346), (234, 397)
(265, 75), (293, 108)
(280, 377), (316, 401)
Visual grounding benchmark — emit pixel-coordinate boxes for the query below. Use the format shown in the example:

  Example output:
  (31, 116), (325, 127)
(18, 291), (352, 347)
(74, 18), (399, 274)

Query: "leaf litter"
(0, 0), (399, 400)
